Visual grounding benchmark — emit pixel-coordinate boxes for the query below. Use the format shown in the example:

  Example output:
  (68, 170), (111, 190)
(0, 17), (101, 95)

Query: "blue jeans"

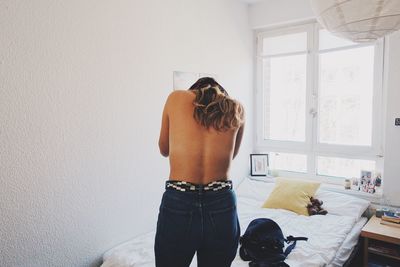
(154, 186), (240, 267)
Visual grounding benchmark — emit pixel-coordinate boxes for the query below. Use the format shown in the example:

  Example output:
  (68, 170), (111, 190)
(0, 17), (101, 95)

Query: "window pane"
(319, 29), (356, 51)
(318, 46), (374, 146)
(263, 55), (306, 142)
(270, 152), (307, 173)
(317, 156), (375, 178)
(262, 32), (307, 56)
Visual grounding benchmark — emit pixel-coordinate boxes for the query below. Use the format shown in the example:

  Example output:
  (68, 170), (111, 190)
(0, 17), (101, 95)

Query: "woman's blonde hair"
(189, 77), (244, 131)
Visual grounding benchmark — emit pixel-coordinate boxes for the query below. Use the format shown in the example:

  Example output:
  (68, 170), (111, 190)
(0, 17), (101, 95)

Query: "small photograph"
(359, 170), (377, 194)
(360, 170), (372, 185)
(361, 170), (372, 179)
(250, 154), (269, 176)
(367, 184), (376, 194)
(374, 173), (382, 187)
(351, 177), (360, 190)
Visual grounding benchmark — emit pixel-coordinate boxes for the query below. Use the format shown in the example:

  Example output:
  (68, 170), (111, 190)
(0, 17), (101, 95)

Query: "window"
(255, 23), (384, 183)
(269, 152), (307, 173)
(318, 46), (375, 147)
(263, 54), (307, 142)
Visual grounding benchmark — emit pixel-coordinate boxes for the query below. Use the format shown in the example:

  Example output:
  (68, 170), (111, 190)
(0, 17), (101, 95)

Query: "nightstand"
(361, 215), (400, 266)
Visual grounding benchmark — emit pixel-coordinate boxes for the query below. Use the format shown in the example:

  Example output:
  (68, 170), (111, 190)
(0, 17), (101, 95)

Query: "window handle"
(309, 108), (318, 118)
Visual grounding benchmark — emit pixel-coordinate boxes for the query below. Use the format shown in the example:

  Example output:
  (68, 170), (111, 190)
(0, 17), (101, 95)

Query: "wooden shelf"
(368, 240), (400, 261)
(361, 216), (400, 266)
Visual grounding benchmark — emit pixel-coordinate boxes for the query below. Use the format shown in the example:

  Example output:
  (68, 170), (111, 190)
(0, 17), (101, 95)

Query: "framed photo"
(374, 173), (382, 187)
(173, 71), (218, 90)
(360, 170), (372, 185)
(250, 154), (269, 176)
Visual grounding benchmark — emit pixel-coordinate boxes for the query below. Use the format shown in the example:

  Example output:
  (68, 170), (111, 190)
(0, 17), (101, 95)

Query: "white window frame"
(254, 21), (385, 184)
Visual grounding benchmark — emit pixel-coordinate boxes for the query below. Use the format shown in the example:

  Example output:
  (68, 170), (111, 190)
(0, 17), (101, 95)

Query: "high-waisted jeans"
(154, 185), (240, 267)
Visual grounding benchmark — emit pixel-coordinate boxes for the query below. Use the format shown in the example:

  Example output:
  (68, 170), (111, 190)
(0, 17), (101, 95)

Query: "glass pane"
(269, 152), (307, 173)
(319, 29), (356, 51)
(317, 156), (375, 178)
(263, 55), (306, 142)
(262, 32), (307, 56)
(318, 46), (374, 146)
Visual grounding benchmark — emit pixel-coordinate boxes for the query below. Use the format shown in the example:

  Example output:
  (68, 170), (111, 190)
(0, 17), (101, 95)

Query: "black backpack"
(239, 218), (308, 267)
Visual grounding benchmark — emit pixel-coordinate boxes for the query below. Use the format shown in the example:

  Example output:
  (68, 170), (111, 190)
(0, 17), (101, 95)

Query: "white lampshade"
(310, 0), (400, 43)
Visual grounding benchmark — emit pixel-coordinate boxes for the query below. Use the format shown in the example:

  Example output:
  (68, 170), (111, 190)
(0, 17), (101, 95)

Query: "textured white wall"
(0, 0), (253, 266)
(248, 0), (400, 205)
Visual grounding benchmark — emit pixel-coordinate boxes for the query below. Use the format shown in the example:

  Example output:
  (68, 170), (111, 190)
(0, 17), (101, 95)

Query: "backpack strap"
(286, 235), (308, 242)
(284, 236), (308, 257)
(283, 241), (297, 257)
(250, 260), (290, 267)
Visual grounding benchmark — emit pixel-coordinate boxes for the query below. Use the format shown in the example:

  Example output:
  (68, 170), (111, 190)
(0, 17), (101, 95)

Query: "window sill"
(320, 183), (383, 203)
(247, 175), (383, 203)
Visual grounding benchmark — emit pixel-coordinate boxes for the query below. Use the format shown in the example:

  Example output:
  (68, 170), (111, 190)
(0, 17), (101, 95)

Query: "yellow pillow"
(262, 178), (321, 216)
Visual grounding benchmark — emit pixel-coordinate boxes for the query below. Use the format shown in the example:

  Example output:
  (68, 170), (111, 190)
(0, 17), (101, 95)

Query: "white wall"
(382, 31), (400, 206)
(248, 0), (314, 29)
(249, 0), (400, 205)
(0, 1), (253, 266)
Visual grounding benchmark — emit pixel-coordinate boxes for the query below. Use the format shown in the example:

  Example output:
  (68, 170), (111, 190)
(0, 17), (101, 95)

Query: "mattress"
(101, 178), (369, 267)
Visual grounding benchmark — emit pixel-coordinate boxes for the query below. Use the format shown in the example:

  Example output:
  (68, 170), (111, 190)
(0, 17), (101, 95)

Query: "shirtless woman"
(154, 77), (245, 267)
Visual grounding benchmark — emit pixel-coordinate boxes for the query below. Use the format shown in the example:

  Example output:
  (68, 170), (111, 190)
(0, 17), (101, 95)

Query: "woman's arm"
(233, 103), (245, 159)
(158, 95), (170, 157)
(233, 123), (244, 159)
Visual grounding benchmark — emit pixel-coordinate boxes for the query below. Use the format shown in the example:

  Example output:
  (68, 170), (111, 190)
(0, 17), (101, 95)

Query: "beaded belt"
(166, 179), (232, 192)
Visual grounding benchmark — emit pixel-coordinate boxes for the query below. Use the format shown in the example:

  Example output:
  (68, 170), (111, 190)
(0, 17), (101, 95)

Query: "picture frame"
(172, 71), (218, 90)
(360, 170), (372, 185)
(250, 154), (269, 176)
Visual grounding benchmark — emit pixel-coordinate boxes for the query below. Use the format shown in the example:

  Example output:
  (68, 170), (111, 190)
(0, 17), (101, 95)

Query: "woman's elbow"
(232, 150), (239, 160)
(158, 142), (169, 157)
(160, 149), (169, 157)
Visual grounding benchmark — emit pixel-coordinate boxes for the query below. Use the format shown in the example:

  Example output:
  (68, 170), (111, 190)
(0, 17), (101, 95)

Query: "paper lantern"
(310, 0), (400, 42)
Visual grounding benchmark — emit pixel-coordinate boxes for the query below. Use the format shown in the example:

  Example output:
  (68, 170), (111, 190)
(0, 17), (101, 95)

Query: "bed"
(101, 177), (370, 267)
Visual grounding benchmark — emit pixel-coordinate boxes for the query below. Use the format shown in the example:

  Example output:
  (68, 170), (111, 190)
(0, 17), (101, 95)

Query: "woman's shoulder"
(170, 89), (195, 96)
(167, 90), (195, 102)
(165, 90), (196, 110)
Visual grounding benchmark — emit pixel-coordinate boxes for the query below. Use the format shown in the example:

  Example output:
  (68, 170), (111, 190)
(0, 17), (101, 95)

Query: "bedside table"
(361, 215), (400, 266)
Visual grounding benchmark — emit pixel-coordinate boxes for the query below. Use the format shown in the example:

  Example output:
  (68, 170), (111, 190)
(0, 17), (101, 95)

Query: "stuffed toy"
(307, 197), (328, 216)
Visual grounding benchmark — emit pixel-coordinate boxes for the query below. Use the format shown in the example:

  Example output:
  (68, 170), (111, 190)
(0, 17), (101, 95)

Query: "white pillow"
(315, 189), (370, 220)
(235, 177), (275, 203)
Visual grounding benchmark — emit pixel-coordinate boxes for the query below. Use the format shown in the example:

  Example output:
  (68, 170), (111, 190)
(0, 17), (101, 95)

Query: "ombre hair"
(189, 77), (244, 131)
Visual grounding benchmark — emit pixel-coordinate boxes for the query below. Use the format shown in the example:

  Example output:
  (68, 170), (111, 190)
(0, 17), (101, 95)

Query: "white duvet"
(102, 178), (369, 267)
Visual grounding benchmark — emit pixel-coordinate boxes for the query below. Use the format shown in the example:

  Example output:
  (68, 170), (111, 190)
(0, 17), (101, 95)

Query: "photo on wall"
(173, 71), (218, 90)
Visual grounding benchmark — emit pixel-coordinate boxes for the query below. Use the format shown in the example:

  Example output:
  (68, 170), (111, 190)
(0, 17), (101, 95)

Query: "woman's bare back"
(158, 90), (244, 185)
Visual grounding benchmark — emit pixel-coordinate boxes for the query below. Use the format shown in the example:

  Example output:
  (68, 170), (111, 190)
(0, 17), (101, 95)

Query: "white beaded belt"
(166, 180), (232, 192)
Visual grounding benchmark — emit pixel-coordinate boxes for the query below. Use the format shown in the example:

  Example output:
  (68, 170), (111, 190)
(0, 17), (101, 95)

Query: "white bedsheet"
(102, 178), (368, 267)
(329, 217), (367, 267)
